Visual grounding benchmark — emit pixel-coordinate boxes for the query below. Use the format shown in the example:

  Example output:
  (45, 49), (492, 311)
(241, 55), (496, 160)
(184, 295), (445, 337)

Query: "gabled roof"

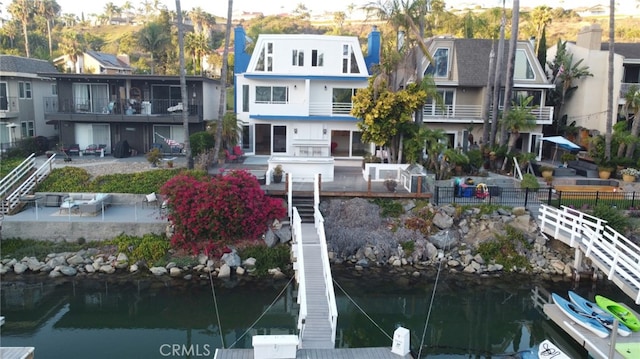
(85, 51), (131, 70)
(600, 43), (640, 60)
(0, 55), (58, 74)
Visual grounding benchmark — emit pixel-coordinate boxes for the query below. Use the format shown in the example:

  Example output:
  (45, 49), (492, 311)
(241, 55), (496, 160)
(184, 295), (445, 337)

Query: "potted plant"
(166, 160), (174, 168)
(597, 163), (614, 180)
(384, 178), (397, 192)
(146, 148), (162, 167)
(620, 168), (639, 182)
(444, 149), (469, 175)
(560, 153), (576, 166)
(540, 166), (554, 178)
(272, 165), (284, 183)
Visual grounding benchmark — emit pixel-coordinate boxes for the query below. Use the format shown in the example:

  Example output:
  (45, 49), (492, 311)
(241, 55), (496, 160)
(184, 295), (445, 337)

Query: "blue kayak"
(568, 291), (632, 336)
(552, 293), (610, 338)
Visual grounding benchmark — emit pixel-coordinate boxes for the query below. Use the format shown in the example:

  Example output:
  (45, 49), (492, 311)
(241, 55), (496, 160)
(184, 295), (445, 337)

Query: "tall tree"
(175, 0), (192, 169)
(499, 0), (519, 148)
(8, 0), (34, 58)
(489, 5), (506, 146)
(104, 2), (120, 23)
(623, 85), (640, 158)
(530, 5), (552, 54)
(213, 0), (233, 168)
(137, 21), (170, 74)
(605, 0), (614, 161)
(536, 26), (547, 69)
(37, 0), (60, 57)
(59, 29), (84, 72)
(500, 95), (537, 154)
(185, 32), (209, 75)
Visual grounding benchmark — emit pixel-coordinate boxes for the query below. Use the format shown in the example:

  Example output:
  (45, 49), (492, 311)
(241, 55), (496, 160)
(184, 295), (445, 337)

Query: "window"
(292, 49), (304, 66)
(514, 49), (535, 80)
(21, 121), (34, 137)
(425, 48), (449, 78)
(72, 83), (108, 112)
(0, 82), (7, 111)
(351, 131), (366, 156)
(332, 88), (357, 114)
(242, 85), (249, 112)
(342, 44), (360, 74)
(19, 81), (32, 99)
(425, 89), (454, 116)
(255, 42), (274, 72)
(255, 86), (288, 104)
(312, 50), (324, 67)
(273, 125), (286, 153)
(51, 83), (57, 95)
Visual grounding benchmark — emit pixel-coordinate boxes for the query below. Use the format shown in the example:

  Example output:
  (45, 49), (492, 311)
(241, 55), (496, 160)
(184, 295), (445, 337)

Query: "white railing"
(1, 153), (56, 214)
(538, 204), (640, 304)
(291, 207), (307, 343)
(308, 102), (353, 116)
(422, 104), (553, 123)
(314, 174), (338, 345)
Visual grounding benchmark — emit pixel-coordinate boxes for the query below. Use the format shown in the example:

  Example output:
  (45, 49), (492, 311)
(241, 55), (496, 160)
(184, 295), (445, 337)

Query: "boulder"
(150, 266), (167, 276)
(432, 212), (454, 229)
(13, 262), (28, 274)
(99, 265), (115, 274)
(221, 251), (241, 268)
(169, 267), (182, 277)
(67, 254), (85, 266)
(60, 266), (78, 276)
(263, 229), (279, 248)
(218, 264), (231, 278)
(428, 229), (460, 249)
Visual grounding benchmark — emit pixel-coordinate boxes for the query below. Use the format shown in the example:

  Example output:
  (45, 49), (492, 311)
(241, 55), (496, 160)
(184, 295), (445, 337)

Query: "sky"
(32, 0), (617, 19)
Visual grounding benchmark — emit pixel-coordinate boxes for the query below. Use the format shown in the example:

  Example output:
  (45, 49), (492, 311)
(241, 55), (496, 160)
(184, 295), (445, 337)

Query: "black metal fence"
(433, 186), (640, 210)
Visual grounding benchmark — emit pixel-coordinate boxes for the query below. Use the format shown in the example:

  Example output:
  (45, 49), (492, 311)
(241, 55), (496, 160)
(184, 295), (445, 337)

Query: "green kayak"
(595, 295), (640, 332)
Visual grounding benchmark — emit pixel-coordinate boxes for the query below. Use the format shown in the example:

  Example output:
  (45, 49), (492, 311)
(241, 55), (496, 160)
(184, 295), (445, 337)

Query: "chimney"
(117, 54), (130, 66)
(234, 25), (251, 74)
(576, 24), (603, 50)
(365, 25), (381, 73)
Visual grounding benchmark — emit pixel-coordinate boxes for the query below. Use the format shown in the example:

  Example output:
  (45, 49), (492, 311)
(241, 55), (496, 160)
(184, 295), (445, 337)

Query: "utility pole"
(176, 0), (193, 169)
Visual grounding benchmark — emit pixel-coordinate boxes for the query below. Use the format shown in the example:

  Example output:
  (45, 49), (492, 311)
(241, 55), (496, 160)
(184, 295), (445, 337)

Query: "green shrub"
(238, 243), (291, 276)
(592, 204), (629, 234)
(520, 173), (540, 191)
(401, 240), (415, 255)
(477, 225), (531, 271)
(190, 131), (216, 157)
(111, 233), (171, 265)
(371, 198), (404, 217)
(37, 167), (92, 192)
(0, 157), (25, 178)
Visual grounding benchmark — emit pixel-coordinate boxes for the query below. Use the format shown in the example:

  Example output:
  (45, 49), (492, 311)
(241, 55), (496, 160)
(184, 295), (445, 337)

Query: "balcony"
(0, 96), (19, 119)
(43, 97), (203, 123)
(308, 102), (354, 117)
(422, 104), (553, 124)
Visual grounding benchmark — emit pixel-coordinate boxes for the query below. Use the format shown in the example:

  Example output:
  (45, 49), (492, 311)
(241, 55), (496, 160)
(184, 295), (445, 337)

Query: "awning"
(542, 136), (580, 150)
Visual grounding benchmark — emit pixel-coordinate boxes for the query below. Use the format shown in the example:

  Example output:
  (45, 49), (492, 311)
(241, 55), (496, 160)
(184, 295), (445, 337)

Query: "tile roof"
(0, 55), (58, 74)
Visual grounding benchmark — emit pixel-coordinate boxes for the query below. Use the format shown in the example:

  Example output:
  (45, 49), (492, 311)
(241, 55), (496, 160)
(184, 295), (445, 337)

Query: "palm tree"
(500, 95), (537, 154)
(8, 0), (34, 58)
(213, 0), (233, 167)
(530, 5), (552, 54)
(499, 0), (520, 147)
(37, 0), (61, 57)
(605, 0), (615, 161)
(185, 32), (209, 75)
(61, 12), (77, 26)
(623, 85), (640, 158)
(137, 21), (171, 74)
(59, 29), (84, 72)
(189, 7), (207, 34)
(104, 2), (120, 23)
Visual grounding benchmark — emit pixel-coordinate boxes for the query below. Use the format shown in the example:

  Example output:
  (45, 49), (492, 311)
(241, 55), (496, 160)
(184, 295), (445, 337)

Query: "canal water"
(1, 268), (634, 359)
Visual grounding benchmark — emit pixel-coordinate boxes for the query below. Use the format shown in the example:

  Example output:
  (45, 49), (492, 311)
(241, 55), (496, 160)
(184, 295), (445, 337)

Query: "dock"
(544, 304), (640, 359)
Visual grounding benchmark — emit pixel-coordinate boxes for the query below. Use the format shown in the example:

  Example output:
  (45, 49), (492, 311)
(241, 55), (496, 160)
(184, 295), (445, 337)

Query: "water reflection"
(3, 271), (632, 358)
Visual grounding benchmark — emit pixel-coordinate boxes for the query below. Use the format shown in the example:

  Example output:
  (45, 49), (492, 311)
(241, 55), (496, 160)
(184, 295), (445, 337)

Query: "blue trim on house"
(250, 115), (360, 122)
(243, 74), (369, 81)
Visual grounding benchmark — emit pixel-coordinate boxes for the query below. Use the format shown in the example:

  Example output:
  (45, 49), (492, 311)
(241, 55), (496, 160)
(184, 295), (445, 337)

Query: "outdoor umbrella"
(542, 136), (581, 163)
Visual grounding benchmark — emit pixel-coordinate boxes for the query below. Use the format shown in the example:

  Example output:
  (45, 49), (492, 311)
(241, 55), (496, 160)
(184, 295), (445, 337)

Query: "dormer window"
(342, 44), (360, 74)
(255, 42), (273, 72)
(514, 49), (535, 80)
(292, 49), (304, 66)
(425, 48), (449, 78)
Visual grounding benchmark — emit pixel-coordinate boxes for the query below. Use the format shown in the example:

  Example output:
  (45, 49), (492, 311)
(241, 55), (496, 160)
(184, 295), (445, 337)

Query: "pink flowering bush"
(161, 170), (286, 255)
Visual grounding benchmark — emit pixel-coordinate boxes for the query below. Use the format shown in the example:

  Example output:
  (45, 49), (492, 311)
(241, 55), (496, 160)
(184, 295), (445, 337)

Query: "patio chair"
(225, 149), (238, 163)
(84, 144), (98, 155)
(68, 144), (80, 156)
(143, 192), (159, 208)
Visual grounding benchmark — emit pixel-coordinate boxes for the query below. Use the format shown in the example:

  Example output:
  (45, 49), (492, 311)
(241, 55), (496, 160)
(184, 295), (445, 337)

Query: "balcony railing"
(309, 102), (353, 116)
(43, 97), (202, 116)
(620, 83), (639, 98)
(422, 104), (553, 123)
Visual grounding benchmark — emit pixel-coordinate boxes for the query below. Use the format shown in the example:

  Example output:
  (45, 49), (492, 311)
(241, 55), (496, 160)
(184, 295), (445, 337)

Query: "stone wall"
(2, 221), (167, 242)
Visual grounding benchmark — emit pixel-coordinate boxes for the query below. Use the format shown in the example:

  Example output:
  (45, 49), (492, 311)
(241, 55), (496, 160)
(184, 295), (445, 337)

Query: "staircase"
(293, 196), (315, 223)
(0, 153), (56, 215)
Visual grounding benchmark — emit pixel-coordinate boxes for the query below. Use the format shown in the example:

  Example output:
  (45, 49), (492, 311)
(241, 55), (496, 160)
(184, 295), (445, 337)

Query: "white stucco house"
(234, 25), (381, 182)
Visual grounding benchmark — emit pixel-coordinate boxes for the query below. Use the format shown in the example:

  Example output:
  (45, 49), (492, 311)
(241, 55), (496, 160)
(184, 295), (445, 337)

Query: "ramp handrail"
(0, 153), (36, 197)
(291, 207), (307, 343)
(538, 204), (640, 304)
(314, 174), (338, 345)
(1, 153), (56, 214)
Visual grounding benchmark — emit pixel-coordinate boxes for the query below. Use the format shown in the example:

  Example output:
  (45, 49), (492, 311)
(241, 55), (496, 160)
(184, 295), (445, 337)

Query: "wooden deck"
(544, 304), (640, 359)
(299, 223), (334, 349)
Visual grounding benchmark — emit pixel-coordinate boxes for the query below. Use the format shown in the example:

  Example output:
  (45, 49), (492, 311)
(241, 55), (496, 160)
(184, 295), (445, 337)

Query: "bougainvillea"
(161, 170), (286, 255)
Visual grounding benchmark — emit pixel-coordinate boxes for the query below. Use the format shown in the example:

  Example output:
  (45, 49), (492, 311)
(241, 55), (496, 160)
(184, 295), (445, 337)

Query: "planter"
(598, 170), (612, 180)
(273, 174), (283, 183)
(541, 170), (553, 178)
(622, 174), (636, 182)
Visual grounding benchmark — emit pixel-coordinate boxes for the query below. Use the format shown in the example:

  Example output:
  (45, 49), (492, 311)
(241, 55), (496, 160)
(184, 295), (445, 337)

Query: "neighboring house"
(413, 36), (554, 154)
(547, 24), (635, 135)
(0, 55), (59, 148)
(39, 73), (221, 155)
(233, 25), (380, 160)
(53, 51), (133, 75)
